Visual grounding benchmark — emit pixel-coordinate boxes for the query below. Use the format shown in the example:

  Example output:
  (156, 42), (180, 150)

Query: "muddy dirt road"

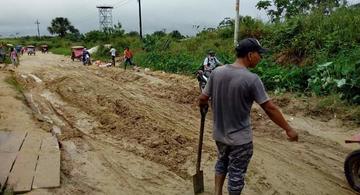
(3, 53), (359, 194)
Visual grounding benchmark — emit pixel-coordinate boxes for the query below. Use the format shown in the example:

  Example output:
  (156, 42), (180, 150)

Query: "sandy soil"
(2, 53), (359, 195)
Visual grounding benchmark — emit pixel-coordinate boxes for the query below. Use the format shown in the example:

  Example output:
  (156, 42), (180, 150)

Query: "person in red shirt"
(123, 47), (134, 70)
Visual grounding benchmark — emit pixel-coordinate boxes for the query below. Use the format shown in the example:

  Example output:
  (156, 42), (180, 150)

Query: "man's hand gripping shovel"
(193, 104), (208, 194)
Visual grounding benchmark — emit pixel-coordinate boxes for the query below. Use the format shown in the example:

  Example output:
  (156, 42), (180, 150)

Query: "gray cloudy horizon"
(0, 0), (268, 37)
(0, 0), (359, 37)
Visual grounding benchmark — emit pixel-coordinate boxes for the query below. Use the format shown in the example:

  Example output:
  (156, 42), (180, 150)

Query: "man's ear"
(247, 52), (252, 61)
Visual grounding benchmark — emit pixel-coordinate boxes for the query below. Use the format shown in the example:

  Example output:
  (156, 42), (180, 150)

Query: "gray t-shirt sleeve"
(252, 76), (270, 104)
(202, 72), (213, 97)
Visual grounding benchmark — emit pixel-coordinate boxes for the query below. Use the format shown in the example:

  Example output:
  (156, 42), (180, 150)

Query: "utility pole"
(138, 0), (143, 40)
(35, 19), (40, 37)
(234, 0), (240, 46)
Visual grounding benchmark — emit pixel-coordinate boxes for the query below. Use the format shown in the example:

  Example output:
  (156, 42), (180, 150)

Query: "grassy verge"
(314, 94), (360, 124)
(4, 75), (23, 94)
(50, 47), (71, 56)
(272, 92), (360, 125)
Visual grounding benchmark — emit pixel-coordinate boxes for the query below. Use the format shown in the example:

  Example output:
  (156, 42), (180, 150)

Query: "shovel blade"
(192, 171), (204, 194)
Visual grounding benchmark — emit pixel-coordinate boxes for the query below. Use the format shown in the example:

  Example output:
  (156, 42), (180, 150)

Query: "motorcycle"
(344, 133), (360, 192)
(195, 60), (222, 92)
(196, 69), (212, 92)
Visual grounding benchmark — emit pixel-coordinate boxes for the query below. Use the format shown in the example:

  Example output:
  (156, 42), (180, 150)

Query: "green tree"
(47, 17), (79, 37)
(256, 0), (347, 22)
(84, 30), (107, 43)
(169, 30), (184, 39)
(103, 22), (125, 37)
(218, 17), (234, 28)
(152, 30), (167, 37)
(126, 31), (140, 37)
(83, 22), (125, 43)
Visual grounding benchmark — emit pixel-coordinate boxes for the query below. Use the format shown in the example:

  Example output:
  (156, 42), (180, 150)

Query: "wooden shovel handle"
(196, 105), (208, 173)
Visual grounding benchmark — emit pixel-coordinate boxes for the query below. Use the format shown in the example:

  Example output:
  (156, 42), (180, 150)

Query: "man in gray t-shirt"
(203, 64), (269, 146)
(199, 38), (298, 195)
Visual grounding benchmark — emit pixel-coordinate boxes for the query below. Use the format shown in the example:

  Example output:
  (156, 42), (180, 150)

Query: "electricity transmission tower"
(96, 5), (114, 31)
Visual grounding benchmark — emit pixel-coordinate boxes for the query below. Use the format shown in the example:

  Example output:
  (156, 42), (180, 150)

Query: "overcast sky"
(0, 0), (359, 37)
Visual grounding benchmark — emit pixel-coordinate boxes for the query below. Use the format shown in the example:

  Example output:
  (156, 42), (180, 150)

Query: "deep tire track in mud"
(12, 53), (359, 194)
(39, 66), (216, 178)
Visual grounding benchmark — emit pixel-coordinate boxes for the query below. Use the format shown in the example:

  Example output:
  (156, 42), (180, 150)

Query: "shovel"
(193, 104), (208, 194)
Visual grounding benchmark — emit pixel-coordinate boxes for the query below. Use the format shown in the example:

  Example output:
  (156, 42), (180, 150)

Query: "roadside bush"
(92, 45), (110, 62)
(137, 51), (199, 74)
(239, 16), (267, 39)
(218, 27), (234, 39)
(50, 47), (71, 56)
(308, 59), (360, 104)
(253, 60), (310, 93)
(265, 6), (360, 66)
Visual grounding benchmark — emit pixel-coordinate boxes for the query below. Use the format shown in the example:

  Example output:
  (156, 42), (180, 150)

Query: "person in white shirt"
(203, 50), (223, 71)
(110, 47), (116, 67)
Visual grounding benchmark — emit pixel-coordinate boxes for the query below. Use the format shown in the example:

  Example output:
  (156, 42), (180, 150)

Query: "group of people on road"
(0, 45), (45, 69)
(76, 46), (135, 68)
(109, 46), (134, 69)
(198, 38), (299, 195)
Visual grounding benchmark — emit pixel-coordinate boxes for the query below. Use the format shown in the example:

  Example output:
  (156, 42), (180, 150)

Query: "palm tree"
(48, 17), (79, 37)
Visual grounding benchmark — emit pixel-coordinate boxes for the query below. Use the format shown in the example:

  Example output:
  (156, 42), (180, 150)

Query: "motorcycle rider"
(203, 50), (223, 71)
(197, 50), (223, 91)
(82, 48), (91, 65)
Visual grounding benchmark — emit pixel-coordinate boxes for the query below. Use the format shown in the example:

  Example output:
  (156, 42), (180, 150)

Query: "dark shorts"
(215, 141), (253, 194)
(124, 58), (133, 65)
(112, 56), (115, 65)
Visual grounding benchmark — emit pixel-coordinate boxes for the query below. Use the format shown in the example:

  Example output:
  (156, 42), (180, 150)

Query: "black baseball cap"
(235, 38), (268, 55)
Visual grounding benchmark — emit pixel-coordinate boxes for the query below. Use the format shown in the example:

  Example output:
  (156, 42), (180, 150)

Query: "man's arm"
(260, 100), (298, 141)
